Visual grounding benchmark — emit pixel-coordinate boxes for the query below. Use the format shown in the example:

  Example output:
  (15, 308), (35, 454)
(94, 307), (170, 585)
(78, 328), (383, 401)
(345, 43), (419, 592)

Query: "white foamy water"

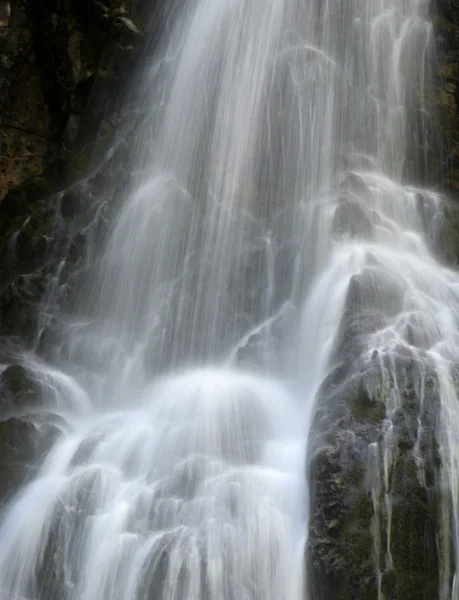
(0, 0), (455, 598)
(0, 368), (307, 600)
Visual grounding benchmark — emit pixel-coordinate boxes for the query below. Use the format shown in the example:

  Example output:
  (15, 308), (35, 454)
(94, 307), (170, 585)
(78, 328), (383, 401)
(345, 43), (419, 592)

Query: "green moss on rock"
(307, 441), (379, 600)
(386, 456), (439, 600)
(351, 385), (386, 424)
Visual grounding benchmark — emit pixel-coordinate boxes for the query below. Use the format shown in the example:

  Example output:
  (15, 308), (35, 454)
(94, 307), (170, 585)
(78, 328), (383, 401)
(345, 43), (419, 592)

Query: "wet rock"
(115, 15), (142, 36)
(384, 455), (439, 600)
(0, 359), (63, 503)
(0, 0), (146, 200)
(1, 363), (38, 409)
(0, 121), (135, 343)
(308, 293), (441, 599)
(432, 3), (459, 192)
(339, 172), (369, 196)
(334, 307), (387, 362)
(36, 464), (112, 596)
(345, 268), (404, 317)
(440, 199), (459, 264)
(416, 192), (439, 231)
(332, 198), (373, 238)
(0, 2), (11, 28)
(137, 531), (181, 599)
(307, 439), (377, 600)
(0, 414), (61, 504)
(308, 366), (440, 599)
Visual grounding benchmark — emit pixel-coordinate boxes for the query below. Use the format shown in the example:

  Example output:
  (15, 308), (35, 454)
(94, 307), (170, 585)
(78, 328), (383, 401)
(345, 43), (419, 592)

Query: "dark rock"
(432, 2), (459, 192)
(332, 198), (373, 238)
(36, 465), (107, 596)
(384, 454), (439, 600)
(307, 440), (377, 600)
(0, 414), (62, 505)
(440, 199), (459, 264)
(1, 363), (38, 408)
(339, 172), (369, 196)
(308, 359), (440, 599)
(334, 307), (387, 363)
(0, 0), (146, 199)
(345, 268), (404, 317)
(307, 277), (441, 599)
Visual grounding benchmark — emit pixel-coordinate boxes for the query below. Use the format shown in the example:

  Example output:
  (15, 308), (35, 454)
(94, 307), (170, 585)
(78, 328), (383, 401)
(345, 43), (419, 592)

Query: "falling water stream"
(0, 0), (456, 598)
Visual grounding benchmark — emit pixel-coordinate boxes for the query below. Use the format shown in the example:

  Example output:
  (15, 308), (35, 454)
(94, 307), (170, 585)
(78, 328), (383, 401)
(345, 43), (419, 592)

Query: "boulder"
(307, 271), (441, 599)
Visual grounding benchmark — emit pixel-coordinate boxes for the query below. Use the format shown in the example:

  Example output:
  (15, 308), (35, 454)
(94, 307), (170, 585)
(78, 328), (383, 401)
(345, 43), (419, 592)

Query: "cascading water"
(0, 0), (453, 598)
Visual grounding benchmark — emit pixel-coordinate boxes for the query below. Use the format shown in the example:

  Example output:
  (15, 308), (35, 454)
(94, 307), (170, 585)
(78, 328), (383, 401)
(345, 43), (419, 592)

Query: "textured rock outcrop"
(307, 279), (441, 600)
(0, 0), (144, 199)
(0, 363), (62, 506)
(435, 1), (459, 192)
(0, 0), (152, 344)
(0, 0), (151, 507)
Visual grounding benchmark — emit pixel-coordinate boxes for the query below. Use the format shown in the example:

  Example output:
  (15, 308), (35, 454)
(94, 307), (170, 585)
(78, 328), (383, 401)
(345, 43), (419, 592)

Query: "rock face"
(0, 0), (150, 504)
(0, 1), (50, 196)
(0, 0), (151, 345)
(307, 279), (441, 600)
(435, 1), (459, 192)
(0, 0), (144, 199)
(0, 363), (63, 506)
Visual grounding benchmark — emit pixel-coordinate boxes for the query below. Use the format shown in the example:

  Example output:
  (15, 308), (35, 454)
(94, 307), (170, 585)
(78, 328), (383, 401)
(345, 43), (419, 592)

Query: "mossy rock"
(351, 383), (386, 425)
(434, 16), (457, 32)
(307, 440), (378, 600)
(308, 333), (441, 600)
(389, 456), (438, 576)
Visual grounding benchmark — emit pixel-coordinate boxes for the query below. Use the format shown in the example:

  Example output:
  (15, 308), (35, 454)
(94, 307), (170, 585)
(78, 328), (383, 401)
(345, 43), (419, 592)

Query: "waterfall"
(0, 0), (453, 599)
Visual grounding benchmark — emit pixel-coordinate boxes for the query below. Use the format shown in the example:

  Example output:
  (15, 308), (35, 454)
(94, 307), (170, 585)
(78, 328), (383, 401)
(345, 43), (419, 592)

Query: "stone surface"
(0, 363), (63, 503)
(434, 1), (459, 192)
(0, 0), (151, 516)
(307, 305), (441, 599)
(0, 0), (145, 200)
(0, 0), (152, 345)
